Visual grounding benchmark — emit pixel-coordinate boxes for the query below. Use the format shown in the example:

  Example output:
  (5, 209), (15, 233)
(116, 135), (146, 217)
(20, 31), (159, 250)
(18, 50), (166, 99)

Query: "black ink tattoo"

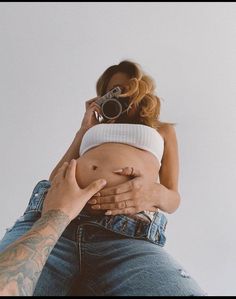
(0, 209), (70, 296)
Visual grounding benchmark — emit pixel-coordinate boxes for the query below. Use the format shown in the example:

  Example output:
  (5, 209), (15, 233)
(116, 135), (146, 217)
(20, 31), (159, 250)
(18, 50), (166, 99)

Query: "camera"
(95, 86), (130, 120)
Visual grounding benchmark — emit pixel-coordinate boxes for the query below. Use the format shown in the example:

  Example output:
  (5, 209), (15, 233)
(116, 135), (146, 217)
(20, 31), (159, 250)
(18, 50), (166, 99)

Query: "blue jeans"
(0, 180), (207, 296)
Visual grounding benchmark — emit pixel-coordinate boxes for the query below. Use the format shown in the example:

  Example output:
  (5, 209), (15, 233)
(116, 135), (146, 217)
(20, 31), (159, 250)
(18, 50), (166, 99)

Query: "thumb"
(83, 179), (107, 198)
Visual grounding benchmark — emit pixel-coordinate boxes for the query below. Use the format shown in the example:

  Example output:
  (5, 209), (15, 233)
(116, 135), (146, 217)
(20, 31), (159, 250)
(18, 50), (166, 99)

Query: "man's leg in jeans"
(80, 225), (207, 296)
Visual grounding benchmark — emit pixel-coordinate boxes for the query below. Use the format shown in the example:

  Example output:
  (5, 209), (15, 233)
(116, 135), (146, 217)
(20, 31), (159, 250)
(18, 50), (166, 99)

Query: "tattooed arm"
(0, 210), (70, 296)
(0, 159), (107, 296)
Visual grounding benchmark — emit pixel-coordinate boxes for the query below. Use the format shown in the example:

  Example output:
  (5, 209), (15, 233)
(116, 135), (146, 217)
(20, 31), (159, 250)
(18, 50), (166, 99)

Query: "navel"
(92, 165), (98, 170)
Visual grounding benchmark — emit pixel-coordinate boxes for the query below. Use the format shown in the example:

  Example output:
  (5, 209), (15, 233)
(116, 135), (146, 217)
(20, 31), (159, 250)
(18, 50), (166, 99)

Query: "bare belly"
(75, 143), (161, 216)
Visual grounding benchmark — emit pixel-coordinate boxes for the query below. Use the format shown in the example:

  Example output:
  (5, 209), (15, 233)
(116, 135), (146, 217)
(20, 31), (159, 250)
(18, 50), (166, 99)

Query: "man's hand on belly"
(87, 167), (161, 216)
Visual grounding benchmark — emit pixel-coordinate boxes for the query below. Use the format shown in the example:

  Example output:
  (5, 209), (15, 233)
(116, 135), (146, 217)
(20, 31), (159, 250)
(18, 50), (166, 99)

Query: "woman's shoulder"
(157, 124), (177, 142)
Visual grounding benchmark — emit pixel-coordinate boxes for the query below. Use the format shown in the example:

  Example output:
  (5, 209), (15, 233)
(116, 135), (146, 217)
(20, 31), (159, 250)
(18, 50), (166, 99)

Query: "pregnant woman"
(0, 60), (207, 296)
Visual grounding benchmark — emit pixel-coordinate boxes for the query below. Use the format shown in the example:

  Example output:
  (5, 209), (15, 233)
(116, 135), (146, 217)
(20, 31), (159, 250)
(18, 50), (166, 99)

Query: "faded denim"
(0, 180), (207, 296)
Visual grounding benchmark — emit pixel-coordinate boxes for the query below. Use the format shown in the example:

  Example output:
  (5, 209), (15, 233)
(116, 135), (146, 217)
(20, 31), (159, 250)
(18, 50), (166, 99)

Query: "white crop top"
(79, 123), (164, 166)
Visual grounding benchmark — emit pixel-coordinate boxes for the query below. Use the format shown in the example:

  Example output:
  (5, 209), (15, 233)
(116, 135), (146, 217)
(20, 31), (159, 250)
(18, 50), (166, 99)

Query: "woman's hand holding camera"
(80, 97), (102, 132)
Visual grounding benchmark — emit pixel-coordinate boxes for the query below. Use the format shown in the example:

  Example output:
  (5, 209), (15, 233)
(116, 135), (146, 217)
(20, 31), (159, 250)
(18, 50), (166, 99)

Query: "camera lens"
(102, 100), (121, 119)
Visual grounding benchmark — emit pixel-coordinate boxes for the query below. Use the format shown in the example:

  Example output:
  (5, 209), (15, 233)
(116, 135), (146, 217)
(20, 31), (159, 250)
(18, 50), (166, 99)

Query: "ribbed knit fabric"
(80, 123), (164, 166)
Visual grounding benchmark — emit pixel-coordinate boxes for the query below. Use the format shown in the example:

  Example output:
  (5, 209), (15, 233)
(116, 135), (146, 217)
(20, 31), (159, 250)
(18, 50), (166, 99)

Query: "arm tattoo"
(0, 209), (70, 296)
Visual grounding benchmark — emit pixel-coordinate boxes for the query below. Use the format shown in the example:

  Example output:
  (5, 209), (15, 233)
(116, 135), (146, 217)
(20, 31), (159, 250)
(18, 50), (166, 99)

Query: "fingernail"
(105, 210), (112, 215)
(113, 169), (123, 173)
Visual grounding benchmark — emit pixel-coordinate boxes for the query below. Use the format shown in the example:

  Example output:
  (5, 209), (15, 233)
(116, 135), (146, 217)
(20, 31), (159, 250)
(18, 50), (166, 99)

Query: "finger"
(52, 162), (69, 182)
(88, 192), (132, 205)
(85, 97), (100, 109)
(87, 104), (101, 117)
(85, 98), (96, 109)
(86, 96), (99, 104)
(65, 159), (76, 181)
(58, 161), (69, 172)
(90, 102), (102, 113)
(104, 207), (137, 216)
(91, 199), (134, 211)
(89, 101), (100, 107)
(112, 167), (142, 177)
(82, 179), (107, 201)
(94, 180), (135, 197)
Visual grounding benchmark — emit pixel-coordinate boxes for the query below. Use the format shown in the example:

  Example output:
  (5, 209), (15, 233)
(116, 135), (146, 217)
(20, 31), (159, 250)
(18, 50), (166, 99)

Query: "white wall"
(0, 2), (235, 296)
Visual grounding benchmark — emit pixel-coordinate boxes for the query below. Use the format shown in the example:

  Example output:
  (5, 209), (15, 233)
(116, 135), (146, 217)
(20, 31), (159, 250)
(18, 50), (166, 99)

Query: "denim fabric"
(0, 180), (207, 296)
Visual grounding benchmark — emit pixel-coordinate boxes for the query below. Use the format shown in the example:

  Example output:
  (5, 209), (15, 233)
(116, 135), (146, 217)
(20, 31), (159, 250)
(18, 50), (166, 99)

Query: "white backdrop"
(0, 2), (236, 296)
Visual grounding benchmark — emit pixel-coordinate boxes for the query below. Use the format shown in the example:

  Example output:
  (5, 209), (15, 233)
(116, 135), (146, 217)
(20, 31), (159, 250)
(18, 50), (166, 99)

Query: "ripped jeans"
(0, 180), (207, 296)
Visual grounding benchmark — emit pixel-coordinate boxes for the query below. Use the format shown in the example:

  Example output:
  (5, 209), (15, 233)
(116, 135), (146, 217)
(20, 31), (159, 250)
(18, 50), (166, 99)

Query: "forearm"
(0, 210), (70, 296)
(154, 183), (181, 214)
(49, 128), (87, 181)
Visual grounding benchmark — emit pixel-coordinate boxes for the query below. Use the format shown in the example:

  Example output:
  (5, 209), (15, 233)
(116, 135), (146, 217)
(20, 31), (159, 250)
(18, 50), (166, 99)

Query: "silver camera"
(95, 86), (130, 120)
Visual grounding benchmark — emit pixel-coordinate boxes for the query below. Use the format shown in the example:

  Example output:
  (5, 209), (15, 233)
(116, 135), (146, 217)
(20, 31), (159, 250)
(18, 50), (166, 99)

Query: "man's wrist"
(36, 210), (71, 236)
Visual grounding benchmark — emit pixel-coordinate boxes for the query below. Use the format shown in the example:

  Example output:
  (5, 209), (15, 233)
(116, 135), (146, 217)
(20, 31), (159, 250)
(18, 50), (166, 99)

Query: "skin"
(79, 72), (181, 216)
(0, 160), (107, 296)
(49, 73), (181, 215)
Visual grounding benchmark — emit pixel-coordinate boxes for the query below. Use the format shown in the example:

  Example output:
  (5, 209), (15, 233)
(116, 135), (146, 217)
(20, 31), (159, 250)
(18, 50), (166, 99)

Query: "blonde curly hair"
(96, 59), (176, 129)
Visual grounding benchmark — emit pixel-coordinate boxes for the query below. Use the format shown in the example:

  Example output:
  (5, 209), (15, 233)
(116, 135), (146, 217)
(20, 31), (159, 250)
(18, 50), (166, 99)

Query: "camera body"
(95, 86), (130, 120)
